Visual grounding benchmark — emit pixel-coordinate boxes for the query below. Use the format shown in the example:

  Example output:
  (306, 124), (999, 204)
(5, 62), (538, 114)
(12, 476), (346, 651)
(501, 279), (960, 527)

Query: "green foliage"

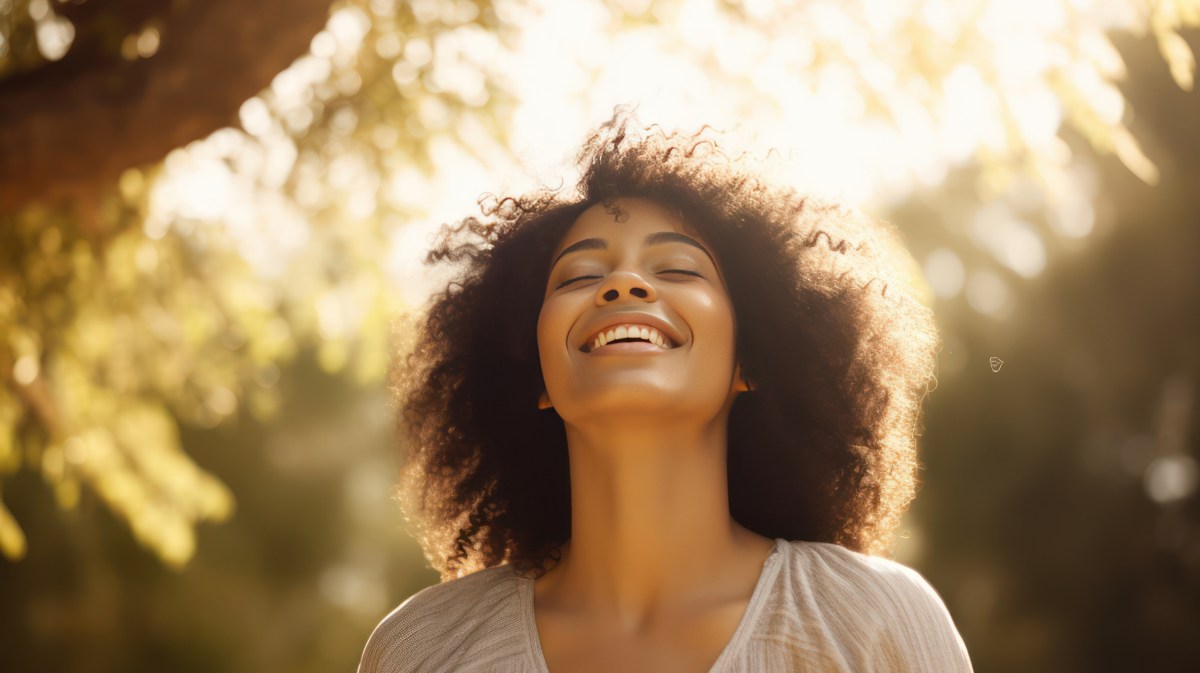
(0, 0), (517, 566)
(0, 0), (1196, 615)
(1, 1), (1199, 671)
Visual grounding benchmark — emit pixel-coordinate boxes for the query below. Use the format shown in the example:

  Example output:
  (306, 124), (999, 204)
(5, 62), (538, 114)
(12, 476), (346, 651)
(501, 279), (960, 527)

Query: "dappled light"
(2, 0), (1199, 671)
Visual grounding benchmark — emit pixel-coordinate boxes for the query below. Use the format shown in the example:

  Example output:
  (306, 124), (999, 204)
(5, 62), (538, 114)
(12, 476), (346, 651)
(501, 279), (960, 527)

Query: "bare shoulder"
(357, 564), (517, 673)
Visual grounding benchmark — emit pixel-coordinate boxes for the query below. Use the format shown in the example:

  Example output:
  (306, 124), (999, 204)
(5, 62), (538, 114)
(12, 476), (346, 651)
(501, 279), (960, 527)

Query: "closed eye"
(556, 267), (700, 289)
(554, 275), (603, 290)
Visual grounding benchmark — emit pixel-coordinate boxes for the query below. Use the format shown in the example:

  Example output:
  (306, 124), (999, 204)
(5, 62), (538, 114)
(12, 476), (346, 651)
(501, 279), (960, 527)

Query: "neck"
(539, 415), (774, 634)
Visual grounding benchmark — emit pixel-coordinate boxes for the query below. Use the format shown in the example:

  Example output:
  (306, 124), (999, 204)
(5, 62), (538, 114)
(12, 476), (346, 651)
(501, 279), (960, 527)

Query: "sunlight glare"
(971, 205), (1047, 278)
(965, 269), (1013, 318)
(34, 11), (73, 61)
(1145, 455), (1199, 504)
(924, 248), (966, 299)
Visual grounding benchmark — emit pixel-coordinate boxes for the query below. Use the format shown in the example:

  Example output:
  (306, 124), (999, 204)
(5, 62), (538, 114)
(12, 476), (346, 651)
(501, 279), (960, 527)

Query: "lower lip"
(585, 342), (674, 354)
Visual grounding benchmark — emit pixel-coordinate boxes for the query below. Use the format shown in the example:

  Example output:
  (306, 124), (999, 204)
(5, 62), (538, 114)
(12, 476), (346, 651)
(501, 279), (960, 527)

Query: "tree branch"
(0, 0), (336, 212)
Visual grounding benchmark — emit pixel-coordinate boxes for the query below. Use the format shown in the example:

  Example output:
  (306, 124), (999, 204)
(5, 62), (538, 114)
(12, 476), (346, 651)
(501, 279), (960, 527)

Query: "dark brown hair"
(391, 106), (939, 582)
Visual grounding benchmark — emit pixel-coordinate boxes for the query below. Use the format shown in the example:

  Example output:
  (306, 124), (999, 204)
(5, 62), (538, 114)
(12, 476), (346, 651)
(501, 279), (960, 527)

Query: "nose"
(595, 270), (658, 305)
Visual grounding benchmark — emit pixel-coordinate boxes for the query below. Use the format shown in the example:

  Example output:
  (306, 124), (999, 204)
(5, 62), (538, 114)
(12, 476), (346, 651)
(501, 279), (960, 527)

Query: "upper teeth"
(589, 324), (674, 351)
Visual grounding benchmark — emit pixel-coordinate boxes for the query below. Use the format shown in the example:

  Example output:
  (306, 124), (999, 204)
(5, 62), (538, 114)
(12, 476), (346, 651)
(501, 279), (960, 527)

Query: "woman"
(359, 107), (973, 672)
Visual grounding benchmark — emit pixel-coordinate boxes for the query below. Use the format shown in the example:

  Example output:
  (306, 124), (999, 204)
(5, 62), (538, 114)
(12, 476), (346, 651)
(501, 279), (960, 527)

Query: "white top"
(358, 537), (974, 673)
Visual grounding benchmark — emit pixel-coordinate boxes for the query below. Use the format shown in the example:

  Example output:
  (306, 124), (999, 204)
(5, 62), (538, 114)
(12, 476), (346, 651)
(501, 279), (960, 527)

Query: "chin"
(557, 385), (719, 423)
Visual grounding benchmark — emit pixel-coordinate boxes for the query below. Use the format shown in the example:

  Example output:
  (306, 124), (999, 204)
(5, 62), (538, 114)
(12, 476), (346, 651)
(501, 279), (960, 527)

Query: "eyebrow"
(550, 231), (716, 269)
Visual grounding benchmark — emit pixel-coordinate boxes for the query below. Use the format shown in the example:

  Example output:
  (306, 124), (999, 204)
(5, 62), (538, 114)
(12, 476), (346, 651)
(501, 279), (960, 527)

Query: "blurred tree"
(909, 30), (1200, 672)
(0, 1), (1199, 672)
(1, 0), (519, 566)
(0, 0), (337, 206)
(0, 0), (1196, 580)
(0, 353), (429, 673)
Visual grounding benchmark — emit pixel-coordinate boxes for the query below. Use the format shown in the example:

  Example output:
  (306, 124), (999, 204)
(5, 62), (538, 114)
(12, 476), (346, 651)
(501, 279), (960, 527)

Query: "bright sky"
(140, 0), (1191, 314)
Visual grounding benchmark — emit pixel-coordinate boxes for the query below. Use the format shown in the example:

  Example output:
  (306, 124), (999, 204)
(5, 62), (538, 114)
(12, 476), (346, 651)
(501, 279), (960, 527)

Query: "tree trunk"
(0, 0), (336, 211)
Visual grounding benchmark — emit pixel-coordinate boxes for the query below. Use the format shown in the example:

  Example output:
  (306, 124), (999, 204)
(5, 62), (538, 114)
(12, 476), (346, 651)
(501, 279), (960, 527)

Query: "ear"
(733, 363), (754, 393)
(538, 390), (554, 410)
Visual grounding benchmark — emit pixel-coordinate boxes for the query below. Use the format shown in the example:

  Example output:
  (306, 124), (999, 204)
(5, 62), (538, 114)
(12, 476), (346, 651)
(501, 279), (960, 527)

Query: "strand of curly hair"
(389, 105), (940, 583)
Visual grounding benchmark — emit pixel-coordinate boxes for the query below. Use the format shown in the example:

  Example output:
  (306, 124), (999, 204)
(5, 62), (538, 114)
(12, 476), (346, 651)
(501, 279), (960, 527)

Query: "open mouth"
(580, 324), (678, 353)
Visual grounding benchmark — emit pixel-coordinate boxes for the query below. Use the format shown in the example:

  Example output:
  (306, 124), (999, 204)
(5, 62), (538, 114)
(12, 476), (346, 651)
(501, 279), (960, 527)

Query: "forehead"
(553, 197), (699, 253)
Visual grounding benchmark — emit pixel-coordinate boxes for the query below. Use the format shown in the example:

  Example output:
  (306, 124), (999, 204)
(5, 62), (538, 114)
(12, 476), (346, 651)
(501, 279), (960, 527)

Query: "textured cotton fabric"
(358, 538), (974, 673)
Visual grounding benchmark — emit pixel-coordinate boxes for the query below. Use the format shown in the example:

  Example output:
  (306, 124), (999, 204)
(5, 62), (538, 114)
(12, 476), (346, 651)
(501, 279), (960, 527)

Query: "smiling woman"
(359, 106), (972, 672)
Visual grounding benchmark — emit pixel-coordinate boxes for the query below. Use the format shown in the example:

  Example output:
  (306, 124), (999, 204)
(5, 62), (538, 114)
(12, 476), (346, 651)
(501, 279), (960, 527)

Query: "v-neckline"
(518, 537), (789, 673)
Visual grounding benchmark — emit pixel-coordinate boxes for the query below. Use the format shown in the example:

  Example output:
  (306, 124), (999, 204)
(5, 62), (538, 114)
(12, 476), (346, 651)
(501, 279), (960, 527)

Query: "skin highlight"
(391, 106), (940, 616)
(531, 198), (773, 671)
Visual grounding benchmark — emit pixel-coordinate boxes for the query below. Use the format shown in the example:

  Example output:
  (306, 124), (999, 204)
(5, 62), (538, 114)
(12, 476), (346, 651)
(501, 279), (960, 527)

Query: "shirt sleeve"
(876, 561), (975, 672)
(357, 593), (425, 673)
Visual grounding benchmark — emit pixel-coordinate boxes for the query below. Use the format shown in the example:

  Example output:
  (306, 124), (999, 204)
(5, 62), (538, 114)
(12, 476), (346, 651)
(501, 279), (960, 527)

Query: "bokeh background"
(2, 1), (1199, 671)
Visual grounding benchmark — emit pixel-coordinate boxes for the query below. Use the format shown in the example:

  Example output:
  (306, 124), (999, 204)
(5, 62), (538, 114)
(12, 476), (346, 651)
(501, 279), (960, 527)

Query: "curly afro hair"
(391, 106), (939, 583)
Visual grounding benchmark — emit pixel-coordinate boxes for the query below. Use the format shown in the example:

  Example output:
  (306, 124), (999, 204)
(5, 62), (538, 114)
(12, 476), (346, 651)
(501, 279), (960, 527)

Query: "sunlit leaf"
(2, 0), (1198, 567)
(0, 498), (26, 560)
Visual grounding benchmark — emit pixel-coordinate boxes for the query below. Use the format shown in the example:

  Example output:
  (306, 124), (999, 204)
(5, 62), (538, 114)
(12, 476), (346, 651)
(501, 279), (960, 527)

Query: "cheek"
(535, 308), (552, 360)
(687, 292), (738, 352)
(536, 296), (571, 360)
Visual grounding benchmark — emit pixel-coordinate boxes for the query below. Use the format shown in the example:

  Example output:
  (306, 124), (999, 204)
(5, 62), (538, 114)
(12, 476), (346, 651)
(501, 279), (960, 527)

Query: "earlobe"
(538, 391), (553, 410)
(733, 364), (754, 393)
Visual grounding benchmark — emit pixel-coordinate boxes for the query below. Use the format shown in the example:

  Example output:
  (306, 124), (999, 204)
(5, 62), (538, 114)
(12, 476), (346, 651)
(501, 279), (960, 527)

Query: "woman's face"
(537, 197), (746, 426)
